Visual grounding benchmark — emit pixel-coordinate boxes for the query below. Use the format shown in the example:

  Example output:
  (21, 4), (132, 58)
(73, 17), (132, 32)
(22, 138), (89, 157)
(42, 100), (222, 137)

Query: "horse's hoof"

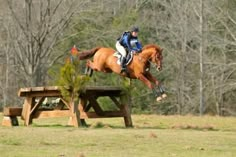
(162, 93), (167, 99)
(156, 96), (162, 102)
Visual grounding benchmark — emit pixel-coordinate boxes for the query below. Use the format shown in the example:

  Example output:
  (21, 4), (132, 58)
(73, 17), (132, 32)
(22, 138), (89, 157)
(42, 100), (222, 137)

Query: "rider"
(116, 26), (142, 73)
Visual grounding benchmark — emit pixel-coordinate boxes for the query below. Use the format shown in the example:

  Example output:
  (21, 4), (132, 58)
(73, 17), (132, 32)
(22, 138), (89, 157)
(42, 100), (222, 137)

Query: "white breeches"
(116, 41), (127, 57)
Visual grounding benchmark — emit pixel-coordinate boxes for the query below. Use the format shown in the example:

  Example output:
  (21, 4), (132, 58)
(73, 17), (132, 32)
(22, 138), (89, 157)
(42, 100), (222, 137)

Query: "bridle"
(137, 51), (162, 71)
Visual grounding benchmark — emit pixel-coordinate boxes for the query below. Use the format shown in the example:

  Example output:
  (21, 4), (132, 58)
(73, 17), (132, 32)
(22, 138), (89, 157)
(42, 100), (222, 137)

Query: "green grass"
(0, 113), (236, 157)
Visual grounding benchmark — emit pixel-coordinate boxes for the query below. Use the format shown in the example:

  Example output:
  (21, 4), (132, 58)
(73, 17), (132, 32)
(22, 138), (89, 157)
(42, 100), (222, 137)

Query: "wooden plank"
(60, 98), (71, 110)
(80, 111), (125, 118)
(44, 86), (60, 91)
(109, 96), (122, 109)
(78, 98), (90, 112)
(103, 111), (125, 117)
(84, 103), (92, 112)
(87, 97), (104, 116)
(30, 97), (45, 115)
(33, 110), (71, 118)
(85, 91), (122, 97)
(18, 86), (122, 97)
(84, 86), (122, 97)
(54, 100), (65, 110)
(3, 107), (22, 116)
(31, 87), (45, 91)
(85, 86), (122, 91)
(19, 91), (61, 97)
(20, 87), (32, 92)
(18, 88), (31, 96)
(18, 86), (61, 97)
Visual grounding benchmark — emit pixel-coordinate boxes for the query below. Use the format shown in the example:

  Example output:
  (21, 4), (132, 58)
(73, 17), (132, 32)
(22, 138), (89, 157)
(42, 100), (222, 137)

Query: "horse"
(78, 44), (167, 101)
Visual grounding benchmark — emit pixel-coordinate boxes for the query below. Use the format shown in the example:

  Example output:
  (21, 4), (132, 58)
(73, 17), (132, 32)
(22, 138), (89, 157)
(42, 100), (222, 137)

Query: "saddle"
(113, 51), (134, 65)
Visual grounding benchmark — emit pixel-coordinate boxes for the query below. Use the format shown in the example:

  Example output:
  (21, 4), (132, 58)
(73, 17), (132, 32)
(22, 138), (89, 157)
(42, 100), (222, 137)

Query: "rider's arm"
(123, 34), (133, 52)
(130, 40), (142, 53)
(135, 41), (142, 52)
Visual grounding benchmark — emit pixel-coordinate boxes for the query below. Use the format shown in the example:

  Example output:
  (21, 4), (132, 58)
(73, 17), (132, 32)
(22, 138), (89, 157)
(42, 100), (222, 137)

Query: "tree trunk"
(199, 0), (205, 116)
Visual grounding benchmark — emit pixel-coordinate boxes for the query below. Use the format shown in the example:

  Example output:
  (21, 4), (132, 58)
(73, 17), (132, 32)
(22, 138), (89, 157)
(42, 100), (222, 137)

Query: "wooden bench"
(2, 86), (132, 127)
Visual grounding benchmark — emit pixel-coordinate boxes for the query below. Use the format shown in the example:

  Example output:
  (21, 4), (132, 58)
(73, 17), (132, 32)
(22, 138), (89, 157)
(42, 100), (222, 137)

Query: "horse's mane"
(143, 44), (162, 51)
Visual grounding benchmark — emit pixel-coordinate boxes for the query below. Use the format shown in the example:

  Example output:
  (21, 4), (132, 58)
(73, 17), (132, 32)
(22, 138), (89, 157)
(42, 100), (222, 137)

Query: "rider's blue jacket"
(118, 32), (142, 53)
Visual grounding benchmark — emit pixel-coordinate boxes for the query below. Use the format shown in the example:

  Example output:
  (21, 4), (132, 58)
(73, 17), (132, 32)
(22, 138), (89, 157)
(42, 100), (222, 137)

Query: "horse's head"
(142, 44), (163, 71)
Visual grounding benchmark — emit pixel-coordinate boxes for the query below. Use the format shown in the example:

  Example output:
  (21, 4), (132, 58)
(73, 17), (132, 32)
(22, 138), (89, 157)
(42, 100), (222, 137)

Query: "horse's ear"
(160, 48), (163, 52)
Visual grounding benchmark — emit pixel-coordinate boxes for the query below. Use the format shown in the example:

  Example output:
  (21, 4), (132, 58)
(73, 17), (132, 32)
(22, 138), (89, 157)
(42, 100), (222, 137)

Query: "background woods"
(0, 0), (236, 116)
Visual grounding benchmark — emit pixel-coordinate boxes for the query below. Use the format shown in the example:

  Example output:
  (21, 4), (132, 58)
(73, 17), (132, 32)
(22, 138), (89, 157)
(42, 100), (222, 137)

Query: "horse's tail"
(79, 47), (101, 60)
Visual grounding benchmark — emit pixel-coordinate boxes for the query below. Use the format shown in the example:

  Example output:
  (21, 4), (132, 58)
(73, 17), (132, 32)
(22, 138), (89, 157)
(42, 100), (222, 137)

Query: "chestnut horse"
(78, 44), (167, 101)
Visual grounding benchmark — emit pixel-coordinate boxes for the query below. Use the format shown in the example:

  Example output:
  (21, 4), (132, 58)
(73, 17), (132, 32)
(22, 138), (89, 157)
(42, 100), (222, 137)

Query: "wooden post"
(2, 116), (13, 127)
(67, 93), (81, 127)
(78, 98), (87, 126)
(21, 97), (34, 126)
(2, 116), (19, 126)
(120, 94), (133, 127)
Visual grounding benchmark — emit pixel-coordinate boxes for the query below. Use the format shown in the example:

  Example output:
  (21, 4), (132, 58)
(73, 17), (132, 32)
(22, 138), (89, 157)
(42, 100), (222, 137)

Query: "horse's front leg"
(138, 74), (163, 102)
(145, 72), (167, 100)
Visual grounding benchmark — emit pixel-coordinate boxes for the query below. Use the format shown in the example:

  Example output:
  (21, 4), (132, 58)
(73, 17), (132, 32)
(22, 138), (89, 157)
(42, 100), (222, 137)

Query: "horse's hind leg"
(85, 60), (94, 77)
(84, 66), (93, 77)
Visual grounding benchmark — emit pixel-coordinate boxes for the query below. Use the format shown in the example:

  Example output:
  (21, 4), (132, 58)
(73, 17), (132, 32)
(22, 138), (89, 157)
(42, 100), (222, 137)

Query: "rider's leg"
(116, 41), (127, 73)
(120, 57), (126, 73)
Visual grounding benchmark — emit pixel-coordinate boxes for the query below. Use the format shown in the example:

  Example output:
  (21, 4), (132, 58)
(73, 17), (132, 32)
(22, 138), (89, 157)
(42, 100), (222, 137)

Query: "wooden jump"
(1, 107), (22, 126)
(2, 86), (132, 127)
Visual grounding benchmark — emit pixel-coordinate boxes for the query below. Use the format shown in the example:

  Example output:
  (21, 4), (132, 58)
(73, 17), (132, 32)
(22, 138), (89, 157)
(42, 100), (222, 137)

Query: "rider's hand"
(131, 50), (137, 55)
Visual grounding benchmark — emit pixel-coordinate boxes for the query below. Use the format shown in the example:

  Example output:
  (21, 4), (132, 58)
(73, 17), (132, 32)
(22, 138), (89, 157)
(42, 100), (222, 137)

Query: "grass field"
(0, 113), (236, 157)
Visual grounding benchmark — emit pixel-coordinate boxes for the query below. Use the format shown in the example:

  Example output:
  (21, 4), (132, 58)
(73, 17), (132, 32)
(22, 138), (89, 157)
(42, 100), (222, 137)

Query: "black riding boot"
(120, 57), (126, 73)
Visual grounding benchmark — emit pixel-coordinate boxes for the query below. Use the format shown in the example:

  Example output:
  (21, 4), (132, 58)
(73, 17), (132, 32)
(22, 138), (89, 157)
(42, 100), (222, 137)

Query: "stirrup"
(120, 67), (127, 74)
(120, 69), (126, 73)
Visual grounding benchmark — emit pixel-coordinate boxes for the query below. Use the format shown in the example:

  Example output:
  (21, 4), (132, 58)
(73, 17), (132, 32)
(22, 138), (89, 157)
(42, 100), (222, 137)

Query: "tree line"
(0, 0), (236, 116)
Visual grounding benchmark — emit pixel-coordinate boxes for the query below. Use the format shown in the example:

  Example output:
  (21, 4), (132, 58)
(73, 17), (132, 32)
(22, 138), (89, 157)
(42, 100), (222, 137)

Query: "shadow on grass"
(31, 123), (73, 128)
(30, 122), (218, 131)
(0, 139), (22, 146)
(170, 124), (218, 131)
(85, 122), (219, 131)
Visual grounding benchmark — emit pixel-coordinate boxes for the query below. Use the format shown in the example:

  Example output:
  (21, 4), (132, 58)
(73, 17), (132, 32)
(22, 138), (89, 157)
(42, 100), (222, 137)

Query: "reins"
(137, 53), (159, 71)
